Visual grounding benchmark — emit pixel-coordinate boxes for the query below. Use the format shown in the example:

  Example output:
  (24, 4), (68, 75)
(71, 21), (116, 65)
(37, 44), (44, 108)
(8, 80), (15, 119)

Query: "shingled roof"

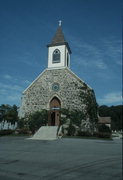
(51, 26), (66, 44)
(47, 26), (72, 54)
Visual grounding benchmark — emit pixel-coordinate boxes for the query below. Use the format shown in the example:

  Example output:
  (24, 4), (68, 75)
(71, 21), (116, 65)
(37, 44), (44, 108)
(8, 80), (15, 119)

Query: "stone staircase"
(29, 126), (59, 140)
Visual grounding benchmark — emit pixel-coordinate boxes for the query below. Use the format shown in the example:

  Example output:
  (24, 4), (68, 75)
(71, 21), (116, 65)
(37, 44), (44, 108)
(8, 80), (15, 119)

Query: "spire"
(47, 21), (72, 54)
(51, 22), (66, 44)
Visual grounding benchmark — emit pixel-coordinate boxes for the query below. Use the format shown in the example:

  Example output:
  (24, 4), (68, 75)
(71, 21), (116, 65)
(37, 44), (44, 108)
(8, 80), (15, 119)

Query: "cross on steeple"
(47, 21), (72, 54)
(59, 20), (62, 26)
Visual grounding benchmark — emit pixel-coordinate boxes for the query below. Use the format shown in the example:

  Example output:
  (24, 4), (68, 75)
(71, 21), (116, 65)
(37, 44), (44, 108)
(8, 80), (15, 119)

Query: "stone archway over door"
(48, 97), (61, 126)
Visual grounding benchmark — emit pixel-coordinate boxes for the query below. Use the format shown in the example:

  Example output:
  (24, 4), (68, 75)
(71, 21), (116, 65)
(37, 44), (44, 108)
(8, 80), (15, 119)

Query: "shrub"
(93, 131), (99, 137)
(0, 129), (14, 136)
(16, 128), (31, 135)
(67, 123), (76, 136)
(18, 118), (25, 129)
(77, 131), (92, 137)
(98, 124), (111, 133)
(28, 110), (48, 133)
(98, 132), (111, 138)
(98, 124), (111, 138)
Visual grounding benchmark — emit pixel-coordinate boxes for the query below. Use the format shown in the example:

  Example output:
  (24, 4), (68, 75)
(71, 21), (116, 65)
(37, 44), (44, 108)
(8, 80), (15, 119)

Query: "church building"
(19, 22), (98, 133)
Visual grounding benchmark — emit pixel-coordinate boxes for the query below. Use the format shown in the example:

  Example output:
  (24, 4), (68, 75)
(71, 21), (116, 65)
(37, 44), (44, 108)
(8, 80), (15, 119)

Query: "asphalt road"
(0, 136), (122, 180)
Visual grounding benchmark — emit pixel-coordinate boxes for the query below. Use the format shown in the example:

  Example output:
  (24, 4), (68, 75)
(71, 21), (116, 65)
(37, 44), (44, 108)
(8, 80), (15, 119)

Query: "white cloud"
(0, 89), (6, 95)
(7, 93), (21, 102)
(17, 52), (40, 67)
(92, 59), (107, 69)
(71, 39), (107, 70)
(2, 74), (32, 86)
(0, 74), (32, 105)
(23, 80), (31, 85)
(0, 92), (21, 105)
(98, 92), (122, 105)
(102, 38), (122, 65)
(2, 74), (19, 83)
(0, 83), (23, 92)
(0, 82), (24, 105)
(71, 36), (121, 71)
(3, 74), (12, 80)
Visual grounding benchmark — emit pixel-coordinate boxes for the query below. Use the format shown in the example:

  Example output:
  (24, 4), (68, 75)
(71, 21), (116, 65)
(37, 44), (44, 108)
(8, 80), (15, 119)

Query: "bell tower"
(47, 21), (72, 69)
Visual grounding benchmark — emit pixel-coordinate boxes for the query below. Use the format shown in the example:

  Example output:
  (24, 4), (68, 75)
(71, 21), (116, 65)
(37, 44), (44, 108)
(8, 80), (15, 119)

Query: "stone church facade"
(19, 23), (98, 133)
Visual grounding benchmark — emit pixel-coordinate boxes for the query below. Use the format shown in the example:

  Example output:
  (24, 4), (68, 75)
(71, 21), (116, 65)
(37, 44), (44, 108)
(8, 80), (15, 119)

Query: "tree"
(98, 105), (122, 131)
(98, 105), (110, 116)
(5, 105), (18, 128)
(18, 118), (25, 129)
(0, 104), (6, 129)
(0, 104), (18, 129)
(60, 108), (86, 136)
(28, 110), (48, 133)
(0, 104), (10, 129)
(98, 124), (111, 138)
(70, 110), (85, 127)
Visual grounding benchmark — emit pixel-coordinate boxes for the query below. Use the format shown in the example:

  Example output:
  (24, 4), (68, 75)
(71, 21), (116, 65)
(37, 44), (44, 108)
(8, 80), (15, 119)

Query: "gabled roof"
(47, 26), (72, 54)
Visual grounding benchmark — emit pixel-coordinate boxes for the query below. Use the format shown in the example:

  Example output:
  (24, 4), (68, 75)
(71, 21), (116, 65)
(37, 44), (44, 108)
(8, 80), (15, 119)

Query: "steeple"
(47, 22), (71, 69)
(47, 22), (72, 54)
(51, 26), (66, 45)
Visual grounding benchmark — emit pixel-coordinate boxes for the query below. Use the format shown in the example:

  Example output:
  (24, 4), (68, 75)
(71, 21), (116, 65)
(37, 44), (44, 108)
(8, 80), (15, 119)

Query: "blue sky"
(0, 0), (122, 107)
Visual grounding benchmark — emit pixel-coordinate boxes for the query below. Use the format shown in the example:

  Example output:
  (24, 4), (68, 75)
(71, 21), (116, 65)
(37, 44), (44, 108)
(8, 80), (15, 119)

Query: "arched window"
(52, 49), (60, 63)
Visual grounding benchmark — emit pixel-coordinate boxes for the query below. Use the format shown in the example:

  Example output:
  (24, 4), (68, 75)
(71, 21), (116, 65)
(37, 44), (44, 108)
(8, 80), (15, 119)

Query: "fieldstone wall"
(19, 68), (97, 122)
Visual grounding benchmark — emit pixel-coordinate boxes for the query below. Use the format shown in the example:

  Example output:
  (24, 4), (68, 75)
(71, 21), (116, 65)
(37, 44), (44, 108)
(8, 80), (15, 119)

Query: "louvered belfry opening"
(48, 97), (61, 126)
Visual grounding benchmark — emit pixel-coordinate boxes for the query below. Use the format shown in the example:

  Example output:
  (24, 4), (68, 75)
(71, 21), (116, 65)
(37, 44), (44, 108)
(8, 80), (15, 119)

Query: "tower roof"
(47, 24), (72, 54)
(51, 26), (66, 44)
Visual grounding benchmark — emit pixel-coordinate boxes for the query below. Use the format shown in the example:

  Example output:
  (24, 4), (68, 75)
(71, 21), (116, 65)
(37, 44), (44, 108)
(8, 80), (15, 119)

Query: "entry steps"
(30, 126), (60, 140)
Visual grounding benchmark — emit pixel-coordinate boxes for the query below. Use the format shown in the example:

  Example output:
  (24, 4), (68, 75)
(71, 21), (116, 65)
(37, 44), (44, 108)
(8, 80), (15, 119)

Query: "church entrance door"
(48, 97), (61, 126)
(51, 112), (55, 126)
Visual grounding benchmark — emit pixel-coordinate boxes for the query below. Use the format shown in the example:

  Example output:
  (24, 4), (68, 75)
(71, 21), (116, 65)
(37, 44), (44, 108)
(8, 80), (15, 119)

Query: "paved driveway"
(0, 136), (122, 180)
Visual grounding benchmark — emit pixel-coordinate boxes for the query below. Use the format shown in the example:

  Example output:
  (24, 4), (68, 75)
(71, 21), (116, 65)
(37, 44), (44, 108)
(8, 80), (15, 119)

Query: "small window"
(52, 49), (60, 63)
